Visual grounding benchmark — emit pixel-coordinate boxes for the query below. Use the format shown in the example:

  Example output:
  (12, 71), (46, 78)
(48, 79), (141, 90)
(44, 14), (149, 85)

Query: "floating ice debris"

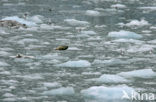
(42, 87), (75, 95)
(113, 39), (143, 44)
(96, 74), (129, 83)
(17, 38), (39, 44)
(68, 47), (81, 50)
(127, 44), (154, 53)
(27, 15), (43, 23)
(3, 93), (15, 97)
(118, 69), (156, 78)
(64, 19), (89, 26)
(81, 85), (136, 101)
(2, 16), (37, 27)
(93, 58), (129, 65)
(56, 60), (91, 68)
(108, 30), (142, 39)
(43, 82), (62, 88)
(111, 4), (126, 8)
(118, 19), (149, 27)
(85, 10), (100, 16)
(0, 61), (9, 66)
(139, 7), (156, 11)
(81, 30), (96, 35)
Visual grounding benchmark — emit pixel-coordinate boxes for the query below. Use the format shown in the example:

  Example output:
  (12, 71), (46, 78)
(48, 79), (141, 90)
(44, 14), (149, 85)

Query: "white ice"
(80, 30), (97, 35)
(118, 69), (156, 78)
(64, 19), (89, 26)
(108, 30), (142, 39)
(111, 4), (126, 9)
(85, 10), (100, 16)
(96, 74), (129, 83)
(0, 61), (9, 66)
(43, 82), (62, 88)
(42, 87), (75, 95)
(81, 85), (136, 101)
(56, 60), (91, 68)
(118, 19), (149, 27)
(2, 16), (37, 27)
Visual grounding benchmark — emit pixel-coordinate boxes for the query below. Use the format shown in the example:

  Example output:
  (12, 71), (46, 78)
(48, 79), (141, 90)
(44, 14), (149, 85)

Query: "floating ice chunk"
(3, 93), (15, 97)
(93, 58), (129, 65)
(81, 30), (96, 35)
(0, 61), (9, 66)
(68, 47), (81, 50)
(43, 82), (62, 88)
(127, 44), (154, 53)
(64, 19), (89, 26)
(118, 69), (156, 78)
(42, 87), (75, 95)
(81, 85), (136, 101)
(120, 19), (149, 27)
(56, 60), (91, 68)
(96, 74), (129, 83)
(3, 98), (16, 102)
(108, 30), (142, 39)
(27, 15), (43, 23)
(85, 10), (100, 16)
(111, 4), (126, 8)
(113, 39), (143, 44)
(2, 16), (37, 27)
(17, 38), (39, 44)
(139, 7), (156, 11)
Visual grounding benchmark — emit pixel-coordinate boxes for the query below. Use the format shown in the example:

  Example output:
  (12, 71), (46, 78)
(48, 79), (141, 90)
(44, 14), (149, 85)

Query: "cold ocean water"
(0, 0), (156, 102)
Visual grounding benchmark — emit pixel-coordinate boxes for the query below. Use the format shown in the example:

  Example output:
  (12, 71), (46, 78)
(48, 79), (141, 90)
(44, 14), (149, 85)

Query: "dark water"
(0, 0), (156, 102)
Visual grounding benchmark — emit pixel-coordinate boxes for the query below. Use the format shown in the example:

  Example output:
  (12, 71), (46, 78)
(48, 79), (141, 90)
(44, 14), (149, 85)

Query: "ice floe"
(95, 74), (129, 83)
(111, 4), (126, 9)
(0, 61), (9, 66)
(64, 19), (89, 26)
(118, 19), (149, 27)
(81, 85), (136, 101)
(2, 16), (37, 27)
(56, 60), (91, 68)
(80, 30), (96, 35)
(108, 30), (142, 39)
(42, 87), (75, 95)
(43, 82), (62, 88)
(118, 69), (156, 78)
(85, 10), (100, 16)
(93, 58), (129, 65)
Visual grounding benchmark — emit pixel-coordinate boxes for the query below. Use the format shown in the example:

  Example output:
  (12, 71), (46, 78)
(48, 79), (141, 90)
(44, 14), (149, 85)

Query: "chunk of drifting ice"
(108, 30), (142, 39)
(93, 58), (129, 65)
(64, 19), (89, 26)
(0, 61), (9, 66)
(43, 82), (62, 88)
(56, 60), (91, 68)
(118, 69), (156, 78)
(96, 74), (129, 83)
(111, 4), (126, 8)
(42, 87), (75, 95)
(2, 16), (37, 27)
(85, 10), (100, 16)
(27, 15), (43, 23)
(120, 19), (149, 27)
(81, 30), (96, 35)
(81, 85), (135, 101)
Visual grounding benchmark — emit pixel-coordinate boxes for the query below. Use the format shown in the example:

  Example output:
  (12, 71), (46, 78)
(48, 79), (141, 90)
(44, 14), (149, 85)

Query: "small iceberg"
(42, 87), (75, 96)
(111, 4), (127, 9)
(118, 19), (149, 27)
(2, 16), (37, 27)
(81, 85), (136, 101)
(85, 10), (100, 16)
(108, 30), (142, 39)
(56, 60), (91, 68)
(118, 69), (156, 78)
(64, 19), (89, 26)
(81, 30), (97, 35)
(96, 74), (129, 83)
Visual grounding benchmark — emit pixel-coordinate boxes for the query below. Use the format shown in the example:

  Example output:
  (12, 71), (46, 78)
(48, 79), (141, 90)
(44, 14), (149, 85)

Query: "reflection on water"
(0, 0), (156, 102)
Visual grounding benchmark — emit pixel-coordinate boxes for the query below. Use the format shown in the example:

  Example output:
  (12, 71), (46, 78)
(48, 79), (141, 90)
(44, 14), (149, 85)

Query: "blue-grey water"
(0, 0), (156, 102)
